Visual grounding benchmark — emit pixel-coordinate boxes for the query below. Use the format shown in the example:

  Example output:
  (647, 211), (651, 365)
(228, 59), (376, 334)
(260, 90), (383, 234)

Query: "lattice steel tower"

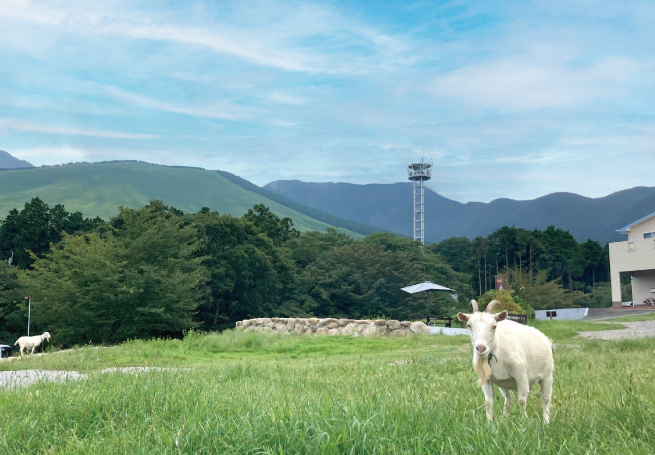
(407, 158), (432, 244)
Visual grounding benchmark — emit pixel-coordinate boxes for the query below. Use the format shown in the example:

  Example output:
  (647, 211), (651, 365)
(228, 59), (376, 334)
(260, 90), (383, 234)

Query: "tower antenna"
(407, 158), (432, 244)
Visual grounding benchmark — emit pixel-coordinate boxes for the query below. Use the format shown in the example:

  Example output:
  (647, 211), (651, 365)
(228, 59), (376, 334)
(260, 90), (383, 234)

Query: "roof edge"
(616, 211), (655, 234)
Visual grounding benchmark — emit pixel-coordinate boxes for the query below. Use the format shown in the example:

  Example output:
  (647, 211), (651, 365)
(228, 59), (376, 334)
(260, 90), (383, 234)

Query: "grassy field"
(0, 162), (363, 236)
(0, 321), (654, 454)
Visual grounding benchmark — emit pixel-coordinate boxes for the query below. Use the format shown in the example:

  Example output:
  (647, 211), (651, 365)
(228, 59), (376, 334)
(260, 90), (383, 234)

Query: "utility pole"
(25, 296), (31, 336)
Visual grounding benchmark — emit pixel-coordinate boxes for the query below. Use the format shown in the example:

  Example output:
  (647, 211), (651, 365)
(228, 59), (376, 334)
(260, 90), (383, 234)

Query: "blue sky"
(1, 0), (653, 203)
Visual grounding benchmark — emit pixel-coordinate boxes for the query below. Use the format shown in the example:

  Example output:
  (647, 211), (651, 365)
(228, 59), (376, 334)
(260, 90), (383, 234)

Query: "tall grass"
(610, 312), (655, 323)
(1, 328), (653, 454)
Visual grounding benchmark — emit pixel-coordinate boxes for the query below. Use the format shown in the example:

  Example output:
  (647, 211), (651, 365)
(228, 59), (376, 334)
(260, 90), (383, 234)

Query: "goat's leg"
(481, 380), (494, 421)
(499, 387), (512, 417)
(516, 374), (530, 418)
(540, 374), (553, 424)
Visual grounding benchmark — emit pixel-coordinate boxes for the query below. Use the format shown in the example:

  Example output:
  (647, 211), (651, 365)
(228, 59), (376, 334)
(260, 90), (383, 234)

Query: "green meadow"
(1, 321), (654, 454)
(0, 162), (364, 236)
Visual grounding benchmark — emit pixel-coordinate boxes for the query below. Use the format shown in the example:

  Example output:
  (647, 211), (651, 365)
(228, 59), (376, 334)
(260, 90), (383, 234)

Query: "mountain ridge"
(264, 180), (655, 244)
(1, 149), (650, 244)
(0, 161), (371, 238)
(0, 150), (34, 169)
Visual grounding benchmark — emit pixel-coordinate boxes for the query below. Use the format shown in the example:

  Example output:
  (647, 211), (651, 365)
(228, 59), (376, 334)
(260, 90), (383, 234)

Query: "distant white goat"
(14, 332), (51, 355)
(458, 300), (554, 423)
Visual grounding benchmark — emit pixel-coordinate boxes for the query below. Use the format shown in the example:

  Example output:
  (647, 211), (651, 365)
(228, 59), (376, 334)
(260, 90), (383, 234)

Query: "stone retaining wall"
(235, 317), (430, 336)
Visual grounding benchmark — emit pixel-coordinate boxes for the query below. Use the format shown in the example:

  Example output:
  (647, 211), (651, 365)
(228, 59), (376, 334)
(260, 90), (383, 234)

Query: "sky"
(0, 0), (653, 203)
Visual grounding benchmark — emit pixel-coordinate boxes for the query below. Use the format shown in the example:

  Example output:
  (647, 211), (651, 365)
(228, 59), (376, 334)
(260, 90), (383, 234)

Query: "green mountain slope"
(0, 161), (362, 236)
(216, 170), (385, 236)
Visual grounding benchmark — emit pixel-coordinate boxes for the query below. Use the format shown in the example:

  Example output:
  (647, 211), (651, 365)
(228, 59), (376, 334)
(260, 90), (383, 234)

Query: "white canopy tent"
(401, 281), (455, 294)
(401, 281), (457, 317)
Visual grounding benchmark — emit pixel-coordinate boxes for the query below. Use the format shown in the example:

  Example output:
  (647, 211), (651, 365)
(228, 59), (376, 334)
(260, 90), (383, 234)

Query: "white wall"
(627, 216), (655, 241)
(632, 270), (655, 306)
(535, 308), (589, 321)
(610, 213), (655, 307)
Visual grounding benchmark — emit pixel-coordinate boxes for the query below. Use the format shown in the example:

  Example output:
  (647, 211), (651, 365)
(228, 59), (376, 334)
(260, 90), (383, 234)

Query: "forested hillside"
(264, 180), (655, 244)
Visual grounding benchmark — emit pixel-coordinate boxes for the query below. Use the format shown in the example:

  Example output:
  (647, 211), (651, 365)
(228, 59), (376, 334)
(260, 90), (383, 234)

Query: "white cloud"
(1, 0), (654, 204)
(266, 92), (309, 105)
(0, 0), (407, 75)
(0, 119), (160, 140)
(98, 85), (254, 120)
(12, 146), (86, 162)
(429, 52), (644, 112)
(492, 151), (587, 165)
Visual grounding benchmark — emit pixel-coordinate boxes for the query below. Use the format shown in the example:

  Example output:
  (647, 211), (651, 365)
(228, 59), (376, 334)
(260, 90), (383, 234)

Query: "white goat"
(457, 300), (554, 423)
(14, 332), (51, 355)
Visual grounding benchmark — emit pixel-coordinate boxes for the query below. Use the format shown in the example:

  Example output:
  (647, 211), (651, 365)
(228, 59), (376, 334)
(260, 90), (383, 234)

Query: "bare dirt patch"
(0, 365), (181, 389)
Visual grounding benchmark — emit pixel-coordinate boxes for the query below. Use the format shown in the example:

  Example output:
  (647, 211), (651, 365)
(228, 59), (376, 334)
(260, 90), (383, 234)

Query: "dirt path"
(0, 365), (178, 389)
(576, 320), (655, 340)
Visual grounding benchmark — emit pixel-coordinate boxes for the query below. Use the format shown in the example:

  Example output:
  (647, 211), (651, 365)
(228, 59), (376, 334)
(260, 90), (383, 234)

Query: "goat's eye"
(467, 324), (471, 329)
(492, 325), (497, 330)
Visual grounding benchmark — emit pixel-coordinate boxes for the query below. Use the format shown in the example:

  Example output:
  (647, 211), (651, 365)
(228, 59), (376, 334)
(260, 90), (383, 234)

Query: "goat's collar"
(488, 352), (498, 366)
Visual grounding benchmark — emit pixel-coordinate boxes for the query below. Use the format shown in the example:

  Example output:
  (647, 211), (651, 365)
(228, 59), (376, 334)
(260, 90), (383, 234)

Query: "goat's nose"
(475, 344), (486, 354)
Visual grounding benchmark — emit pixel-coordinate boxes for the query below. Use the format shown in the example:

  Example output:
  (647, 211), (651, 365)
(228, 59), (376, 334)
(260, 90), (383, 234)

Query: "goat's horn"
(470, 299), (479, 313)
(486, 300), (501, 313)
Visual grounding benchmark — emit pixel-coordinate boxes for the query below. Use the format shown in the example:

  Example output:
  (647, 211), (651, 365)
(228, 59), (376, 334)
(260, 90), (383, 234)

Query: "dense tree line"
(0, 198), (619, 347)
(0, 197), (104, 268)
(0, 199), (474, 346)
(430, 225), (614, 310)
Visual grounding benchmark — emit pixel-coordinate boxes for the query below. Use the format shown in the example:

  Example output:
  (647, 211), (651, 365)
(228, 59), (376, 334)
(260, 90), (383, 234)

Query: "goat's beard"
(473, 355), (492, 386)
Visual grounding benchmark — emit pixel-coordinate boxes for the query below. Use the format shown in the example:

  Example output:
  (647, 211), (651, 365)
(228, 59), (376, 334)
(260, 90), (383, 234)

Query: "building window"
(644, 232), (654, 239)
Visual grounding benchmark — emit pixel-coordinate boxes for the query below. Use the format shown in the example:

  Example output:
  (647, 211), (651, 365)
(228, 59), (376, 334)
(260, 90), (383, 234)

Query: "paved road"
(583, 308), (655, 321)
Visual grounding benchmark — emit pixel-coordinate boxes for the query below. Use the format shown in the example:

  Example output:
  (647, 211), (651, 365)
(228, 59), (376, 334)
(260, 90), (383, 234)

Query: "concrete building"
(609, 211), (655, 308)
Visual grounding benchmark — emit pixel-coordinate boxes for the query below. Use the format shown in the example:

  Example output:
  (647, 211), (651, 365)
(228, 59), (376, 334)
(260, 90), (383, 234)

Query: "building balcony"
(609, 238), (655, 273)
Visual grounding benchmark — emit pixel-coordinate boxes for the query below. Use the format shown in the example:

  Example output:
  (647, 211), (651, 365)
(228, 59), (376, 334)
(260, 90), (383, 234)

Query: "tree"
(509, 269), (569, 310)
(297, 241), (423, 319)
(242, 204), (300, 245)
(0, 197), (104, 269)
(568, 282), (612, 308)
(21, 202), (208, 345)
(536, 226), (578, 287)
(109, 202), (208, 340)
(192, 207), (298, 330)
(515, 229), (542, 278)
(471, 237), (491, 295)
(476, 288), (533, 317)
(430, 237), (473, 273)
(287, 228), (354, 269)
(489, 226), (517, 272)
(21, 233), (125, 345)
(291, 232), (473, 320)
(579, 240), (609, 288)
(0, 261), (28, 340)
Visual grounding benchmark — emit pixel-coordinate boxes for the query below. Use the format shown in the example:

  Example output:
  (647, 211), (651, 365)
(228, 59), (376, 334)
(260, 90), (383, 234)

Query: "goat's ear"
(457, 312), (470, 322)
(494, 311), (508, 322)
